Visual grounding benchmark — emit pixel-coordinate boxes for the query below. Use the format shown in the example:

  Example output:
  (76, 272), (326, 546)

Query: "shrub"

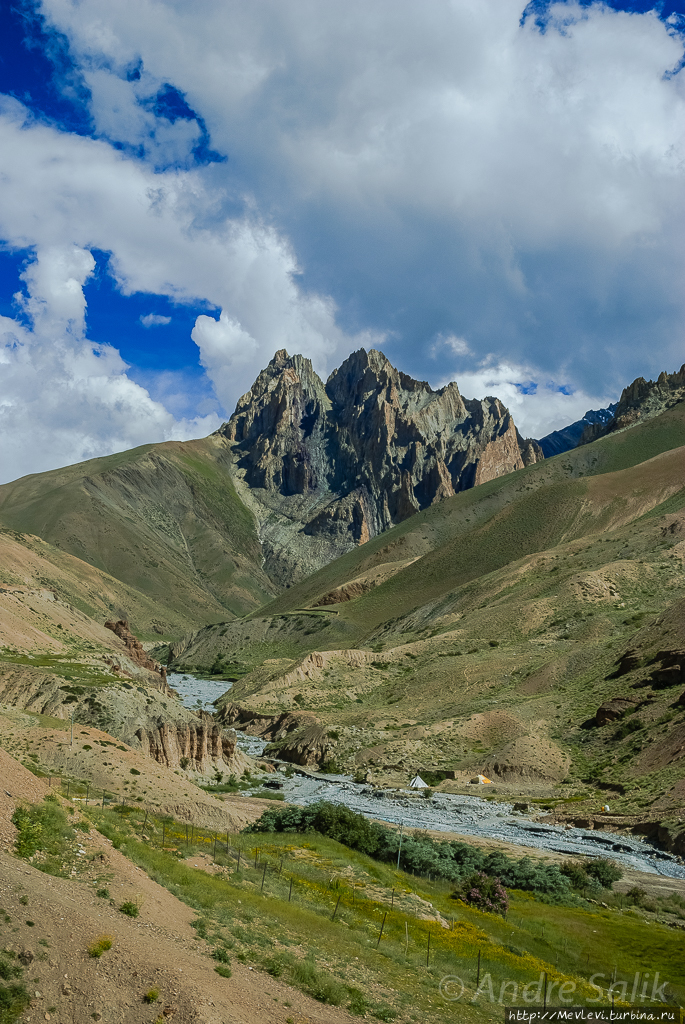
(88, 935), (113, 958)
(211, 947), (230, 964)
(0, 954), (21, 982)
(180, 757), (190, 770)
(246, 801), (573, 897)
(452, 871), (509, 915)
(0, 980), (30, 1022)
(96, 888), (110, 899)
(129, 768), (141, 776)
(291, 960), (345, 1005)
(585, 858), (623, 888)
(12, 797), (76, 873)
(560, 860), (590, 890)
(143, 988), (159, 1003)
(214, 965), (232, 978)
(119, 901), (140, 918)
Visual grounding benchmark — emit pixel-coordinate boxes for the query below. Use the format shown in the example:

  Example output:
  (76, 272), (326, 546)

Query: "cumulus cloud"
(440, 359), (615, 440)
(0, 246), (220, 482)
(140, 313), (172, 327)
(1, 1), (684, 476)
(0, 96), (372, 478)
(34, 0), (685, 399)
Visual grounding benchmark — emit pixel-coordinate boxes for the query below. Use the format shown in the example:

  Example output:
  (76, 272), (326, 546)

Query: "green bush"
(214, 965), (232, 978)
(88, 936), (113, 958)
(246, 801), (572, 896)
(452, 871), (509, 914)
(143, 988), (159, 1003)
(560, 857), (622, 892)
(585, 858), (623, 888)
(291, 960), (345, 1005)
(119, 901), (140, 918)
(0, 980), (30, 1024)
(12, 797), (75, 873)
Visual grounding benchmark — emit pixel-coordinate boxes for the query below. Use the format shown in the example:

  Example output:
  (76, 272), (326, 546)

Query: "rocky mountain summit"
(223, 348), (543, 583)
(537, 403), (617, 458)
(580, 364), (685, 445)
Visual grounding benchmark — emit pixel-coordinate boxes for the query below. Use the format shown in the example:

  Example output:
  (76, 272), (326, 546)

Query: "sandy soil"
(0, 749), (359, 1024)
(0, 708), (266, 836)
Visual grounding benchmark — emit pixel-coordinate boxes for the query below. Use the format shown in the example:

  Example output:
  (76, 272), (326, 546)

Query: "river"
(167, 673), (685, 879)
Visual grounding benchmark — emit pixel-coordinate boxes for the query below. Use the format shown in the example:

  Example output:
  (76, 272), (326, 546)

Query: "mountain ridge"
(223, 347), (543, 584)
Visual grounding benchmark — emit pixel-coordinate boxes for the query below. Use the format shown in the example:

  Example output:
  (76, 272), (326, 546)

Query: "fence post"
(162, 824), (166, 850)
(261, 863), (267, 891)
(477, 950), (481, 987)
(543, 973), (548, 1009)
(426, 931), (431, 967)
(376, 911), (387, 949)
(288, 878), (293, 902)
(405, 921), (408, 954)
(237, 849), (241, 872)
(332, 895), (341, 921)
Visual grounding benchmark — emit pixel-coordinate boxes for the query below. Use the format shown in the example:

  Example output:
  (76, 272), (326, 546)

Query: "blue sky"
(0, 0), (684, 481)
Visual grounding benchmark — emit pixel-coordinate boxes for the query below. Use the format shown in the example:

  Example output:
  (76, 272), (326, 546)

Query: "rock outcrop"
(0, 662), (246, 777)
(580, 364), (685, 446)
(222, 348), (543, 583)
(594, 696), (642, 726)
(104, 619), (168, 687)
(217, 702), (331, 767)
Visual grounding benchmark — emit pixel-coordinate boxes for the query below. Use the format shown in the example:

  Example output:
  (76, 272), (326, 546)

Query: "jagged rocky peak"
(223, 349), (329, 494)
(580, 363), (685, 446)
(220, 348), (543, 582)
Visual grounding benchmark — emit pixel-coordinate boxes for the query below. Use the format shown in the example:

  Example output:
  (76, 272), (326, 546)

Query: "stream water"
(167, 673), (685, 879)
(167, 672), (265, 757)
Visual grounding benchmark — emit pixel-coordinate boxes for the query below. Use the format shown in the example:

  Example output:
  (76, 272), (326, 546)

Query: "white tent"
(409, 775), (429, 789)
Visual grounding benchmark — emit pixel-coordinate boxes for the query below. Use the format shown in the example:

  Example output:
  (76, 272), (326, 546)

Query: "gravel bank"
(275, 774), (685, 879)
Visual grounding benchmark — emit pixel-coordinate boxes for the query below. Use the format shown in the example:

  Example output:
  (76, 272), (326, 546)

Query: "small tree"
(585, 858), (622, 889)
(452, 871), (509, 915)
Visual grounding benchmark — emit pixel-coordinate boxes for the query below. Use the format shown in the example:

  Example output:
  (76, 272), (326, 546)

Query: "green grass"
(11, 795), (77, 876)
(87, 936), (114, 958)
(78, 804), (685, 1021)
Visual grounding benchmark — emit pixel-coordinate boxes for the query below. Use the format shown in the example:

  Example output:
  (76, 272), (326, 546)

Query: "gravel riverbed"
(275, 775), (685, 879)
(168, 677), (685, 879)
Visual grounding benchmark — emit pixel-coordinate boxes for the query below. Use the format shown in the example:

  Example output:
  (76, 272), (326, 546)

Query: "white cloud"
(0, 98), (372, 478)
(140, 313), (172, 327)
(432, 334), (472, 358)
(0, 245), (220, 483)
(0, 1), (684, 477)
(441, 359), (615, 440)
(33, 0), (685, 396)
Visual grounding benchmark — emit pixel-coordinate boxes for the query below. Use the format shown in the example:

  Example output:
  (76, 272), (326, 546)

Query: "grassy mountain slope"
(175, 402), (685, 818)
(0, 525), (206, 653)
(256, 400), (685, 623)
(0, 435), (277, 635)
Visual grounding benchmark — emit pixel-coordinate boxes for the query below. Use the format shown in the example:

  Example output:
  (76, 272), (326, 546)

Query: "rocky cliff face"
(217, 702), (331, 767)
(0, 662), (246, 778)
(580, 365), (685, 446)
(104, 619), (168, 688)
(223, 348), (543, 583)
